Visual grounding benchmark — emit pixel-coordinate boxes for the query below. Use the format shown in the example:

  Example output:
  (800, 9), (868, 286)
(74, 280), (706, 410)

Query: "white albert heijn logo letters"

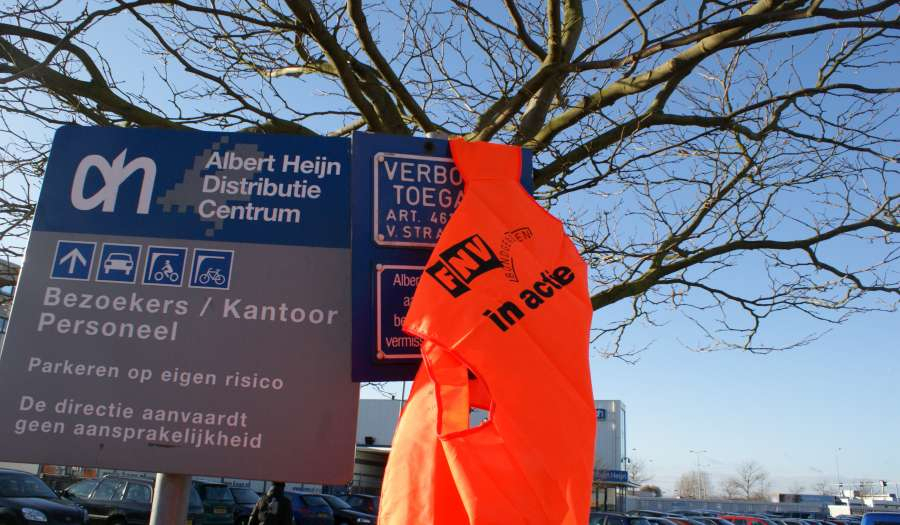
(70, 149), (156, 214)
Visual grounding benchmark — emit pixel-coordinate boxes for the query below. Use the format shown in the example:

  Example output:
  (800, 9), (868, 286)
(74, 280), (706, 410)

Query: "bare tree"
(677, 470), (713, 499)
(0, 1), (897, 357)
(723, 479), (742, 500)
(725, 460), (771, 500)
(627, 458), (653, 494)
(628, 458), (653, 486)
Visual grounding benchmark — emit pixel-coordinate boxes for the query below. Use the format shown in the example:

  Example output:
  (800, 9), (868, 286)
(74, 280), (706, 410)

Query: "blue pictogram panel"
(95, 243), (142, 284)
(189, 249), (234, 290)
(143, 246), (187, 287)
(50, 241), (96, 281)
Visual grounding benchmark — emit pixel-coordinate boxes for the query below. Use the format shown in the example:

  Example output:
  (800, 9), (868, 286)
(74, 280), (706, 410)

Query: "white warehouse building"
(352, 398), (631, 510)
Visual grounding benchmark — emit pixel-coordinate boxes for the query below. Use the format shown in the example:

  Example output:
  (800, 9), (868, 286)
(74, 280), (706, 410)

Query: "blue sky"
(5, 1), (898, 496)
(591, 308), (900, 494)
(364, 299), (900, 495)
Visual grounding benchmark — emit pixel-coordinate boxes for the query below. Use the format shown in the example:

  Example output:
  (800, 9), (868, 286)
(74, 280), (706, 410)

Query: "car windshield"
(0, 472), (58, 499)
(231, 488), (259, 505)
(201, 485), (234, 502)
(189, 488), (203, 508)
(303, 495), (329, 509)
(65, 479), (98, 498)
(323, 494), (352, 510)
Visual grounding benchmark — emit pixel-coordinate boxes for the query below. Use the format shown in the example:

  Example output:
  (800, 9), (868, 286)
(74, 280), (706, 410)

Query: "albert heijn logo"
(426, 234), (502, 297)
(70, 149), (156, 214)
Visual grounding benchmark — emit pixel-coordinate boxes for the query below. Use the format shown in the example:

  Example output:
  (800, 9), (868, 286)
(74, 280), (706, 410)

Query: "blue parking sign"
(143, 246), (187, 287)
(95, 243), (141, 284)
(189, 249), (233, 290)
(50, 241), (95, 281)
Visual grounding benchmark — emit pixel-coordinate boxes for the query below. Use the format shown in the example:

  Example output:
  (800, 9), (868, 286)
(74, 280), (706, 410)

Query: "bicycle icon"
(198, 267), (226, 286)
(190, 249), (233, 290)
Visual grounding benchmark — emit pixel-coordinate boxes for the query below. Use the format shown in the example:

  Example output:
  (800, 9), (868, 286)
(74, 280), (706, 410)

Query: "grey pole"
(149, 473), (192, 525)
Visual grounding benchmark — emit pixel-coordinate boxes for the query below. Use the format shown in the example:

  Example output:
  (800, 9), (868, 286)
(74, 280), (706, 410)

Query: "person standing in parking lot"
(248, 481), (293, 525)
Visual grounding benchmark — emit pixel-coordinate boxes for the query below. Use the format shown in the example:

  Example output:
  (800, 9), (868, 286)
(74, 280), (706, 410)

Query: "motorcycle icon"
(143, 247), (187, 287)
(152, 260), (180, 282)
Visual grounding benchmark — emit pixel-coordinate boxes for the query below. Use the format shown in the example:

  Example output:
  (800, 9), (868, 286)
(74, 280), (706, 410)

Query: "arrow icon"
(59, 248), (87, 274)
(50, 241), (95, 281)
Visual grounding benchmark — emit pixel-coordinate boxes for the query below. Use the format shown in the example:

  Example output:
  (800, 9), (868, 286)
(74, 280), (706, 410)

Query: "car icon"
(104, 252), (134, 275)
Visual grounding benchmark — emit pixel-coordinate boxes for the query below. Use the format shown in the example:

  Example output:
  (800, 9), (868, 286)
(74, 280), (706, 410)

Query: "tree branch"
(503, 0), (547, 60)
(528, 0), (791, 152)
(347, 0), (439, 133)
(0, 25), (183, 129)
(591, 215), (900, 310)
(285, 0), (406, 133)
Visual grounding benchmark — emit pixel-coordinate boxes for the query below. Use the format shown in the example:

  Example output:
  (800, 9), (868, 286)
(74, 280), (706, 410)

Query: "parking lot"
(591, 510), (864, 525)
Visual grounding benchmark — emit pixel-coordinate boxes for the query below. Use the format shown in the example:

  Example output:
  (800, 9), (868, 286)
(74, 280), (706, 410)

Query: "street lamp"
(835, 447), (843, 495)
(689, 449), (708, 499)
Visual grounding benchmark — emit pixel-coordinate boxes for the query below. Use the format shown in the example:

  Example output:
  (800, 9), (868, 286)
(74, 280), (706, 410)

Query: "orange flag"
(378, 138), (595, 524)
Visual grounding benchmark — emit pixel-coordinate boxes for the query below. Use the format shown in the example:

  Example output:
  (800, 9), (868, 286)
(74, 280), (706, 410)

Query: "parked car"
(645, 517), (688, 525)
(669, 517), (713, 525)
(722, 515), (782, 525)
(342, 495), (379, 517)
(285, 491), (333, 525)
(0, 468), (89, 525)
(787, 518), (827, 525)
(591, 511), (654, 525)
(631, 511), (683, 518)
(228, 487), (259, 525)
(862, 513), (900, 525)
(193, 481), (236, 525)
(63, 475), (205, 525)
(697, 518), (743, 525)
(320, 494), (375, 525)
(829, 518), (863, 525)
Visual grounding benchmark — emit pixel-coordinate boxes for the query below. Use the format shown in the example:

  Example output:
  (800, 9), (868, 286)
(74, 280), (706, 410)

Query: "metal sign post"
(149, 473), (191, 525)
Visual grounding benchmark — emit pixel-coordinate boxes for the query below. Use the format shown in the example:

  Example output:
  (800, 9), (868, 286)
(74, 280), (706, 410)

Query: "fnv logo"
(70, 150), (156, 214)
(426, 234), (502, 297)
